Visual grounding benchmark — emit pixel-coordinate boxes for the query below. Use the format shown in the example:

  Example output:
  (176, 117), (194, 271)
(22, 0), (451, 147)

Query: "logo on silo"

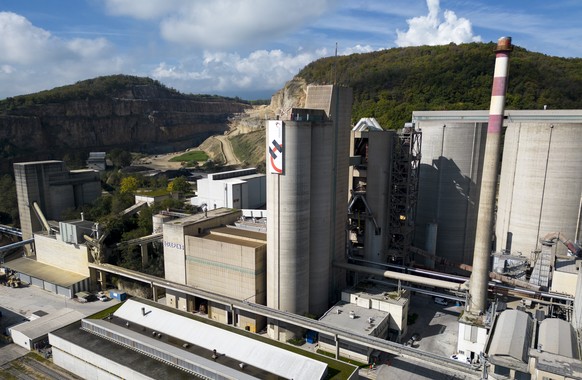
(268, 120), (284, 174)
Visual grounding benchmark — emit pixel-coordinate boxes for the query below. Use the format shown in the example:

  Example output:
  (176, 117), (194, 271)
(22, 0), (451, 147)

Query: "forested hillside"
(298, 42), (582, 128)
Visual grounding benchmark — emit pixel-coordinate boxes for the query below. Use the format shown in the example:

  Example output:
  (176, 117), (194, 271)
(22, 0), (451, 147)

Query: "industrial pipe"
(333, 261), (465, 291)
(470, 37), (512, 314)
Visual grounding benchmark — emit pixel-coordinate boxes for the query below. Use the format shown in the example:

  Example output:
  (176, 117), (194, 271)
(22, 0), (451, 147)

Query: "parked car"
(97, 294), (109, 302)
(434, 297), (449, 306)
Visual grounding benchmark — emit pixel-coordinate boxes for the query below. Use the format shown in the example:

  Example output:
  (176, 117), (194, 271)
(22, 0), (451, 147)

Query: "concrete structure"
(266, 85), (352, 338)
(2, 219), (95, 297)
(456, 317), (489, 365)
(496, 116), (582, 258)
(341, 283), (409, 340)
(162, 208), (268, 331)
(348, 119), (421, 264)
(486, 309), (533, 379)
(191, 168), (266, 210)
(413, 113), (487, 266)
(530, 318), (582, 380)
(184, 226), (267, 332)
(348, 119), (396, 263)
(550, 260), (578, 296)
(414, 109), (582, 266)
(50, 299), (331, 380)
(8, 308), (84, 351)
(318, 284), (409, 362)
(319, 302), (390, 363)
(14, 161), (101, 243)
(135, 192), (177, 206)
(86, 152), (106, 171)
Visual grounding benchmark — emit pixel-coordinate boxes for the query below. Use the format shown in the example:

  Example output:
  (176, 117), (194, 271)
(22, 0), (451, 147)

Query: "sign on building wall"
(268, 120), (284, 174)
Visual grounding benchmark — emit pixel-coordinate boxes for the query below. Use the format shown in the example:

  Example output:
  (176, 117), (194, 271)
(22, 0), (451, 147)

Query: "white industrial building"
(9, 308), (84, 351)
(190, 168), (266, 210)
(318, 283), (409, 362)
(49, 299), (330, 380)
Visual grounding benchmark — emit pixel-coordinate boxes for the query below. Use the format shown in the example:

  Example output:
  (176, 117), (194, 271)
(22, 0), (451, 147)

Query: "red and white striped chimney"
(469, 37), (512, 314)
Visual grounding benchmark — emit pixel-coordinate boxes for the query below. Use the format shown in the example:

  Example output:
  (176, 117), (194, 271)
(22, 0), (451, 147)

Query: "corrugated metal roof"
(538, 318), (579, 358)
(114, 299), (327, 380)
(3, 257), (88, 287)
(11, 308), (84, 340)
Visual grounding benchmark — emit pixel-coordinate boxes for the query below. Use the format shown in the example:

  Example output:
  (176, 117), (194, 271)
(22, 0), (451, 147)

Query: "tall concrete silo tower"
(413, 112), (488, 266)
(496, 111), (582, 258)
(266, 85), (352, 340)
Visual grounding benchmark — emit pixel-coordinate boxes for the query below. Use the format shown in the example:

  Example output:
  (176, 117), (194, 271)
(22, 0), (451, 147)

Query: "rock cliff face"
(0, 81), (249, 173)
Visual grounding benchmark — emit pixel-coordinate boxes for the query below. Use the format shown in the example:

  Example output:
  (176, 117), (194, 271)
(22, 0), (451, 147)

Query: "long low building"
(50, 299), (331, 380)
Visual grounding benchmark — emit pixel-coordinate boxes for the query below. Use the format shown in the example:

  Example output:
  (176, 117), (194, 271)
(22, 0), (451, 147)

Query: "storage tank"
(413, 112), (488, 265)
(496, 115), (582, 258)
(267, 120), (312, 316)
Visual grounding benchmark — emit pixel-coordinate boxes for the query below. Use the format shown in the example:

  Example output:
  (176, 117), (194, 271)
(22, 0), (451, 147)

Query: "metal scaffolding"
(387, 124), (421, 263)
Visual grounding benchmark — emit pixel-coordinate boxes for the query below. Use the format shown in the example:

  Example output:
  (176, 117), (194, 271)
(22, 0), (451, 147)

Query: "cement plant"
(1, 37), (582, 380)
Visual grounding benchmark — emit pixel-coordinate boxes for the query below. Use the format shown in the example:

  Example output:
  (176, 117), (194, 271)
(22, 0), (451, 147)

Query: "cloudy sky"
(1, 0), (581, 100)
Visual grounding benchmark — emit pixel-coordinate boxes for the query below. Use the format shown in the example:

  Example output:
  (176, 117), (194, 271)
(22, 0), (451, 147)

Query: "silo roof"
(487, 309), (533, 372)
(538, 318), (579, 358)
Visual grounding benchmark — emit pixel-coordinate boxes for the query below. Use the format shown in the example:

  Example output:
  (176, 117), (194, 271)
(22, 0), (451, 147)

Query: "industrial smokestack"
(469, 37), (512, 314)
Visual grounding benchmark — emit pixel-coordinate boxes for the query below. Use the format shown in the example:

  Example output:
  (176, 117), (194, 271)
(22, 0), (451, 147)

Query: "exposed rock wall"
(0, 85), (249, 172)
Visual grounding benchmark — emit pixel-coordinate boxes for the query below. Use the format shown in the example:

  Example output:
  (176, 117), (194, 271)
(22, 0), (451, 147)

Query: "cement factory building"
(266, 85), (352, 339)
(413, 109), (582, 267)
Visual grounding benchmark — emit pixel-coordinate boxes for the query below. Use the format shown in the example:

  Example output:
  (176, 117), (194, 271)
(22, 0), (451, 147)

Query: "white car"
(450, 354), (470, 363)
(97, 294), (109, 302)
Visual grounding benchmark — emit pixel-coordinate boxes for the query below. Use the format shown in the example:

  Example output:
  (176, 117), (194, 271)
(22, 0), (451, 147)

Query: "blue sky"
(1, 0), (581, 100)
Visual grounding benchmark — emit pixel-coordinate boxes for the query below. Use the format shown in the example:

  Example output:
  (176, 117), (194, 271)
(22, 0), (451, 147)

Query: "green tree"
(109, 148), (132, 168)
(167, 176), (190, 194)
(120, 176), (138, 194)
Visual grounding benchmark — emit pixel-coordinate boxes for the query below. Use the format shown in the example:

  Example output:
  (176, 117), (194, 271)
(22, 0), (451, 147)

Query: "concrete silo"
(266, 120), (312, 316)
(496, 111), (582, 258)
(266, 85), (352, 340)
(413, 112), (488, 266)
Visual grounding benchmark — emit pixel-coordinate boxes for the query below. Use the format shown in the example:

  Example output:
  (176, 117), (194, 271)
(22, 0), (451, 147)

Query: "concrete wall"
(185, 235), (266, 302)
(496, 122), (582, 258)
(14, 161), (66, 241)
(414, 121), (487, 265)
(163, 210), (241, 285)
(457, 322), (488, 361)
(50, 333), (152, 380)
(551, 271), (577, 297)
(35, 234), (90, 276)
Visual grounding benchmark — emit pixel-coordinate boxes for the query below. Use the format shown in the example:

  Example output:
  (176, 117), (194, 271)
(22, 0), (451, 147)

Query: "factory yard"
(0, 284), (119, 378)
(403, 293), (462, 357)
(359, 293), (476, 380)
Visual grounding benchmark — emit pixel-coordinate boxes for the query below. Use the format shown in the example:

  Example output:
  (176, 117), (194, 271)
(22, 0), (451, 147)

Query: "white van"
(434, 297), (448, 306)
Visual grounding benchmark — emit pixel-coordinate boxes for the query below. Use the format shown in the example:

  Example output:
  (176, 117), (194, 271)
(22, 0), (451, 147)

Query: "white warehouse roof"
(114, 299), (327, 380)
(10, 308), (84, 341)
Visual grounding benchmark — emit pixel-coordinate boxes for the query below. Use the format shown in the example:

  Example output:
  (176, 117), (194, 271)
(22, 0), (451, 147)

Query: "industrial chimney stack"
(469, 37), (513, 314)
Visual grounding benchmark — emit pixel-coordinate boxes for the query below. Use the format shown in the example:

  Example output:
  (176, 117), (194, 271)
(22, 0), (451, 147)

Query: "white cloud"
(151, 48), (328, 94)
(0, 12), (124, 98)
(105, 0), (334, 49)
(395, 0), (481, 47)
